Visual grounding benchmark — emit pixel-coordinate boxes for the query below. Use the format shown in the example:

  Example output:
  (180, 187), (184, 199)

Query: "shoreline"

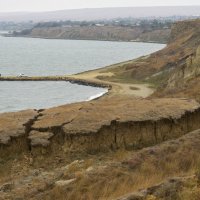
(0, 66), (154, 98)
(0, 76), (112, 89)
(0, 76), (112, 113)
(0, 41), (160, 113)
(0, 19), (200, 200)
(4, 34), (167, 44)
(0, 53), (154, 98)
(0, 61), (154, 112)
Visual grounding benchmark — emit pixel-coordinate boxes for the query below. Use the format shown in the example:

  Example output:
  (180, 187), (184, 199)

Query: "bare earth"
(0, 54), (200, 200)
(67, 64), (154, 98)
(1, 19), (200, 200)
(0, 60), (155, 99)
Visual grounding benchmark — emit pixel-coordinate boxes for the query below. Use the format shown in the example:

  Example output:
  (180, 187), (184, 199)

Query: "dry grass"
(177, 172), (200, 200)
(40, 131), (200, 200)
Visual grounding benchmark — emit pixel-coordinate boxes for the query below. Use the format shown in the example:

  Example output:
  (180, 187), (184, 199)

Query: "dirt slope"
(15, 26), (170, 43)
(104, 19), (200, 85)
(1, 19), (200, 199)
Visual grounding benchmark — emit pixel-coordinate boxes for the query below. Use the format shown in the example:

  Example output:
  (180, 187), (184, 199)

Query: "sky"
(0, 0), (199, 12)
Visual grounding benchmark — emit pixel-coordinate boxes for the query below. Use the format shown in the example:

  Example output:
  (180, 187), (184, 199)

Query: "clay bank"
(1, 19), (200, 199)
(0, 96), (200, 160)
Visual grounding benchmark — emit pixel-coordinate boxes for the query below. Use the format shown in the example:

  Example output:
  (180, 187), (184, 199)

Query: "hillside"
(99, 20), (200, 90)
(14, 26), (170, 43)
(1, 96), (200, 199)
(151, 20), (200, 101)
(1, 19), (200, 199)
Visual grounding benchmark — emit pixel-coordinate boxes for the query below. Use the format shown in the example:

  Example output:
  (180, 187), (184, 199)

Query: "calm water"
(0, 36), (165, 113)
(0, 36), (165, 76)
(0, 81), (107, 113)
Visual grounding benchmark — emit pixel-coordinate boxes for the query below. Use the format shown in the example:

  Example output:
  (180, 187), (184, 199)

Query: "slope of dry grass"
(31, 130), (200, 200)
(100, 19), (200, 89)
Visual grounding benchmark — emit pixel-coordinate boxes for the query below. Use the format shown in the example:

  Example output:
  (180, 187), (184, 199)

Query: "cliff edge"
(1, 19), (200, 199)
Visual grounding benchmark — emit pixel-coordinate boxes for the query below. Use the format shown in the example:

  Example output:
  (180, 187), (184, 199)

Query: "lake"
(0, 36), (165, 112)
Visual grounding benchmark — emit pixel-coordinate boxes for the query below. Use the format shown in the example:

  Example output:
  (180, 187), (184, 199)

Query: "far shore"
(2, 33), (167, 44)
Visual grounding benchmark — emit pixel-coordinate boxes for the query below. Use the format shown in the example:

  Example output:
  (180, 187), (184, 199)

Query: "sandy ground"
(68, 67), (154, 98)
(0, 59), (154, 99)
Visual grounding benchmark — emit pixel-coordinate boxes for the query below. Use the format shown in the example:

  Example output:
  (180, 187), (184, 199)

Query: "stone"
(55, 178), (76, 187)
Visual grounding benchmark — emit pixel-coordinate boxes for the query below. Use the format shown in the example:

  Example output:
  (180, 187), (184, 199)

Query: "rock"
(28, 131), (54, 147)
(116, 192), (144, 200)
(62, 160), (84, 171)
(146, 177), (183, 199)
(86, 166), (94, 173)
(55, 178), (76, 187)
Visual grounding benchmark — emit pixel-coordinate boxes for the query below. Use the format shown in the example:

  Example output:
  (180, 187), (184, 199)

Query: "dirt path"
(68, 68), (154, 98)
(0, 60), (154, 99)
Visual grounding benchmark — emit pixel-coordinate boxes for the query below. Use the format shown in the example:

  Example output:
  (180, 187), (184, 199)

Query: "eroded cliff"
(102, 19), (200, 88)
(0, 97), (200, 163)
(1, 19), (200, 200)
(13, 26), (171, 43)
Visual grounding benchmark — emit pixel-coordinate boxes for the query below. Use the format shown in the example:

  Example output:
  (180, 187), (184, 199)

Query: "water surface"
(0, 81), (107, 113)
(0, 36), (165, 112)
(0, 36), (165, 76)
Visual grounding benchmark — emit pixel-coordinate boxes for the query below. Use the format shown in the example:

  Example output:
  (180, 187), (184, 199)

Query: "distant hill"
(0, 6), (200, 22)
(12, 26), (171, 44)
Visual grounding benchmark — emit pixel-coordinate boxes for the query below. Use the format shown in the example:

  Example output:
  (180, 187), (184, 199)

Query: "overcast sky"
(0, 0), (199, 12)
